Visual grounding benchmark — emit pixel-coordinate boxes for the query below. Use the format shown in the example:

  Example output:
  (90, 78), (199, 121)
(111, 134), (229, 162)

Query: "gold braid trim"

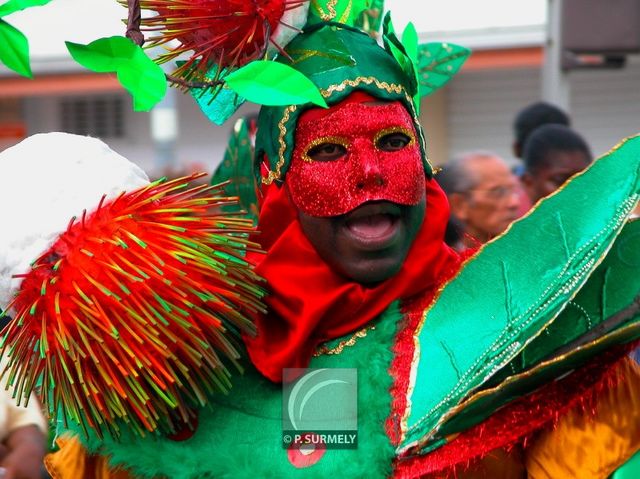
(263, 105), (297, 186)
(314, 326), (376, 356)
(338, 0), (352, 23)
(312, 0), (338, 21)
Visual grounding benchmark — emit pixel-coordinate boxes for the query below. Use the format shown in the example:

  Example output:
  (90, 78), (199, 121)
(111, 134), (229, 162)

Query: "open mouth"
(342, 202), (402, 249)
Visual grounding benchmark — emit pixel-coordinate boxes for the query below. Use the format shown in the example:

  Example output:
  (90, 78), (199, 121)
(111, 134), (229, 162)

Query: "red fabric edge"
(391, 343), (633, 478)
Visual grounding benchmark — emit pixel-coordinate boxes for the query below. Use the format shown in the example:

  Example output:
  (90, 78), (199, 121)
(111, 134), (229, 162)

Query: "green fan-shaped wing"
(401, 134), (640, 453)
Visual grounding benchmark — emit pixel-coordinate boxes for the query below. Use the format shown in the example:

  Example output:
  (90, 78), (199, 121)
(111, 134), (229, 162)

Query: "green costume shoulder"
(77, 304), (403, 479)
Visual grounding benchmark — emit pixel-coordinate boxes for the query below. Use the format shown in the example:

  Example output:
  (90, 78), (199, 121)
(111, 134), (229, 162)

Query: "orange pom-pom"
(1, 174), (264, 439)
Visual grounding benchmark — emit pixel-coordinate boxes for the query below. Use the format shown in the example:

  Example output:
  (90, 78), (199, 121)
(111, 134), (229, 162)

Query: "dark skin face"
(521, 150), (591, 203)
(297, 131), (426, 284)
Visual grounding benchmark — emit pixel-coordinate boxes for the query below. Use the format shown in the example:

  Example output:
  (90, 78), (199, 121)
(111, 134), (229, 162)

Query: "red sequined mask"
(287, 100), (425, 217)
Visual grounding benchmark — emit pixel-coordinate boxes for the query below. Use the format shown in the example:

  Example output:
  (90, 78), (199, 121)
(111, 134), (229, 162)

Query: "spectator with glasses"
(438, 152), (522, 250)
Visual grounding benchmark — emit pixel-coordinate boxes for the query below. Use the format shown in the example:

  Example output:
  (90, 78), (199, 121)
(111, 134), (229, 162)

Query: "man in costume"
(1, 2), (640, 478)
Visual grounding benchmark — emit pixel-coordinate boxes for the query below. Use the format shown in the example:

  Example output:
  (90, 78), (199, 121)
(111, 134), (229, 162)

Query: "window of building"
(0, 98), (26, 148)
(60, 96), (125, 138)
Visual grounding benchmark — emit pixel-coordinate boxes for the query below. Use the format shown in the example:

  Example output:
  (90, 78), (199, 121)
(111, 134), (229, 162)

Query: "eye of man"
(377, 132), (411, 152)
(307, 143), (347, 161)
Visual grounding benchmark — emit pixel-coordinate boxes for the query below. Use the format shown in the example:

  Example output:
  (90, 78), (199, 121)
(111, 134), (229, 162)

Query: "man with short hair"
(512, 101), (571, 159)
(520, 124), (593, 204)
(438, 152), (521, 250)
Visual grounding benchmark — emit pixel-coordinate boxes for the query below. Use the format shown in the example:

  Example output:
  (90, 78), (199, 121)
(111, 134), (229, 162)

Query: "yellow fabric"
(437, 447), (526, 478)
(45, 435), (134, 479)
(526, 357), (640, 479)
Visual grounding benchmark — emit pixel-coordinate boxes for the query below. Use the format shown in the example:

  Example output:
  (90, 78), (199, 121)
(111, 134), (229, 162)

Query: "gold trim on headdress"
(312, 0), (338, 21)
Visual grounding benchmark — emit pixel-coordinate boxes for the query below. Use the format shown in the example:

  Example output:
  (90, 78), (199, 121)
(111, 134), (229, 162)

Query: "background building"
(1, 0), (639, 177)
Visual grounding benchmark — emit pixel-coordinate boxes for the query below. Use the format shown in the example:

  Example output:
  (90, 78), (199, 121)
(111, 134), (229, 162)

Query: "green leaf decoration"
(416, 42), (471, 97)
(192, 85), (245, 126)
(0, 0), (52, 17)
(211, 116), (259, 223)
(66, 38), (122, 73)
(382, 13), (417, 97)
(224, 60), (327, 108)
(118, 63), (167, 112)
(0, 19), (31, 77)
(66, 36), (167, 111)
(402, 133), (640, 452)
(176, 61), (245, 125)
(382, 15), (404, 67)
(401, 22), (420, 113)
(355, 0), (385, 34)
(401, 22), (419, 63)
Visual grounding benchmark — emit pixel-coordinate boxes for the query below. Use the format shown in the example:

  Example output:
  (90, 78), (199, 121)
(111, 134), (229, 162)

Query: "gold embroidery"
(338, 0), (352, 23)
(313, 326), (376, 356)
(263, 105), (297, 186)
(322, 77), (405, 96)
(312, 0), (338, 21)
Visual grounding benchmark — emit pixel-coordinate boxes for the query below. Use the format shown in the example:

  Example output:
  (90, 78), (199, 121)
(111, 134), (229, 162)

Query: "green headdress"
(255, 21), (431, 185)
(182, 1), (471, 188)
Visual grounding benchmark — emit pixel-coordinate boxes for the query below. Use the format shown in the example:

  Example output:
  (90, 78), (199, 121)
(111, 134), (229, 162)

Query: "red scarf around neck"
(245, 176), (459, 382)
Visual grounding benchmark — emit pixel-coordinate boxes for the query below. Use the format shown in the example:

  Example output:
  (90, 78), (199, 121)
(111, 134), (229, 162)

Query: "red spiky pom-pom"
(138, 0), (305, 81)
(0, 174), (265, 439)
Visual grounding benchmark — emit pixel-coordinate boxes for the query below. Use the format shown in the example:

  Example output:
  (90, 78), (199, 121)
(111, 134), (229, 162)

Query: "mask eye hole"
(377, 133), (411, 152)
(307, 143), (347, 162)
(374, 127), (416, 152)
(304, 138), (349, 162)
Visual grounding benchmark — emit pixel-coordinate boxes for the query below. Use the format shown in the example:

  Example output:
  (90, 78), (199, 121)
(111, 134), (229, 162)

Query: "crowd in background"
(438, 101), (597, 252)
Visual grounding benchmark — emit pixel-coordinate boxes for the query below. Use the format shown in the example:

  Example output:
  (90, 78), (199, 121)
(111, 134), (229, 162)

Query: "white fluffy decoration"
(270, 0), (310, 53)
(0, 132), (150, 310)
